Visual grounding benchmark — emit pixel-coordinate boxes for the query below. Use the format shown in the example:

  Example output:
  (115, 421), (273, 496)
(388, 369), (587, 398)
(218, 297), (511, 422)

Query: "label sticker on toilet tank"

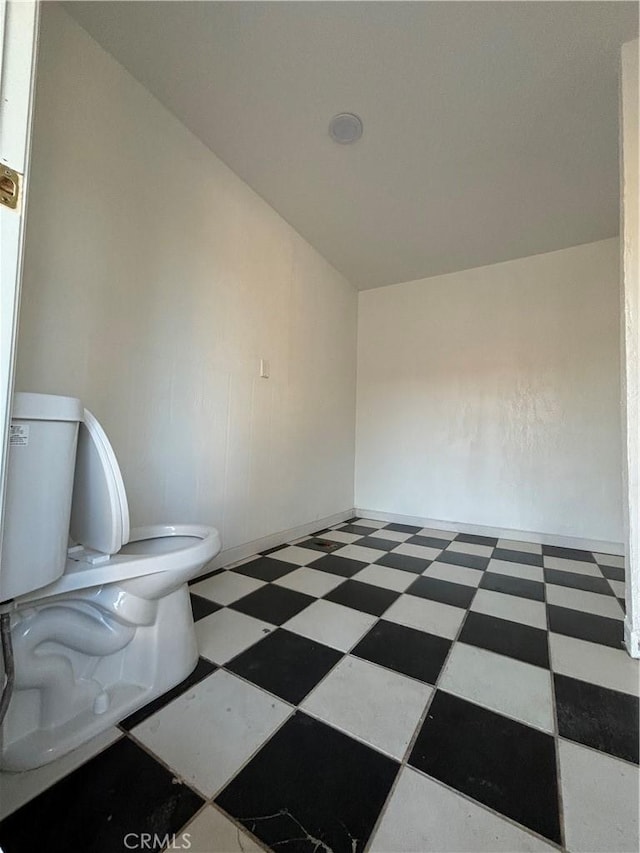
(9, 424), (29, 446)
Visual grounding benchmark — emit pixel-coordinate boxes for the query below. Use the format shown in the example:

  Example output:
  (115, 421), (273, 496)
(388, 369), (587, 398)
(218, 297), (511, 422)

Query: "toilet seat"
(21, 523), (220, 603)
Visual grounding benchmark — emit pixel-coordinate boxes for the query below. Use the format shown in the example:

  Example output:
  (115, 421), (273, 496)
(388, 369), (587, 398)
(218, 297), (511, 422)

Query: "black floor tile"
(337, 524), (377, 536)
(234, 556), (298, 582)
(352, 619), (451, 684)
(406, 575), (476, 609)
(555, 674), (639, 764)
(544, 567), (613, 595)
(600, 564), (625, 583)
(492, 548), (543, 567)
(0, 738), (203, 853)
(120, 657), (217, 731)
(547, 605), (624, 649)
(480, 572), (545, 602)
(356, 536), (400, 552)
(231, 584), (315, 625)
(375, 551), (430, 574)
(297, 538), (343, 554)
(324, 579), (400, 616)
(385, 522), (422, 534)
(190, 593), (221, 622)
(409, 691), (561, 843)
(216, 712), (399, 853)
(227, 629), (342, 704)
(309, 553), (368, 577)
(406, 534), (450, 550)
(188, 566), (223, 586)
(455, 533), (498, 547)
(459, 611), (550, 668)
(542, 545), (595, 563)
(438, 550), (489, 571)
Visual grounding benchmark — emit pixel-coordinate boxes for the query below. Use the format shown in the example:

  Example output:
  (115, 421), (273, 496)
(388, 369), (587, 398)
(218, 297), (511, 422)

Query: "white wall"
(356, 239), (623, 547)
(620, 39), (639, 655)
(14, 5), (627, 561)
(15, 5), (357, 553)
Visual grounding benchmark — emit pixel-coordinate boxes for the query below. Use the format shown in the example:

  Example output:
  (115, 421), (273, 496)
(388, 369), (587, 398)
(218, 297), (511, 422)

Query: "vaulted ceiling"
(66, 2), (638, 289)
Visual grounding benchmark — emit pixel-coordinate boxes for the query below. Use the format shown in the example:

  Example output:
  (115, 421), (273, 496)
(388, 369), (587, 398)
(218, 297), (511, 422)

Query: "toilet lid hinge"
(67, 546), (112, 565)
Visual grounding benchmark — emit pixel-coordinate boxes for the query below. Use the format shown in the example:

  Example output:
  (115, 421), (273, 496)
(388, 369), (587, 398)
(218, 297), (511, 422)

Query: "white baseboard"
(194, 504), (624, 583)
(354, 508), (624, 556)
(624, 619), (640, 658)
(194, 508), (355, 578)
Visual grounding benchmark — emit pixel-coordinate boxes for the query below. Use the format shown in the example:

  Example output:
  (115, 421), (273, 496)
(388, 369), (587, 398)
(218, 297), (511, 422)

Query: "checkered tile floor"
(1, 518), (638, 852)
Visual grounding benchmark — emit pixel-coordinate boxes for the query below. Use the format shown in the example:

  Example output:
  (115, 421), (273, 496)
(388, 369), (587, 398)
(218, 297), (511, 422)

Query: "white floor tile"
(487, 558), (544, 582)
(283, 599), (377, 652)
(424, 561), (483, 588)
(546, 584), (624, 620)
(394, 542), (442, 561)
(351, 563), (416, 592)
(369, 767), (556, 852)
(609, 579), (626, 598)
(560, 739), (639, 853)
(355, 518), (388, 528)
(301, 656), (431, 760)
(132, 670), (291, 797)
(273, 566), (344, 597)
(497, 538), (543, 555)
(322, 529), (361, 544)
(594, 553), (625, 568)
(471, 588), (547, 630)
(542, 557), (601, 577)
(181, 805), (262, 852)
(418, 527), (456, 540)
(439, 643), (554, 732)
(549, 633), (640, 696)
(0, 728), (122, 821)
(446, 541), (494, 558)
(332, 543), (387, 563)
(191, 571), (265, 605)
(269, 545), (320, 565)
(384, 594), (465, 639)
(367, 528), (412, 542)
(195, 608), (274, 664)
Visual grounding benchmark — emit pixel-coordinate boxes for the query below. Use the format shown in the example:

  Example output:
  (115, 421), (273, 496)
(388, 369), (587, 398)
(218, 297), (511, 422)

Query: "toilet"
(0, 393), (221, 771)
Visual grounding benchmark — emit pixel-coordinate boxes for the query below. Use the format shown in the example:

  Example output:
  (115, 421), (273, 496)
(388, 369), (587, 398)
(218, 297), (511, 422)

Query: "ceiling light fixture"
(329, 113), (363, 144)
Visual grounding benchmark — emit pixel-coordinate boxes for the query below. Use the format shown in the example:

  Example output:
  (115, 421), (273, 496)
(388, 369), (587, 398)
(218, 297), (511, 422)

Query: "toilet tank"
(0, 392), (83, 601)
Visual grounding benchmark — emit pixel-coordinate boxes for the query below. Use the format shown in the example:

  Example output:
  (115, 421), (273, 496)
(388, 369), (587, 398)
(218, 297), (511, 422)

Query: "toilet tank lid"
(69, 409), (130, 555)
(12, 392), (83, 422)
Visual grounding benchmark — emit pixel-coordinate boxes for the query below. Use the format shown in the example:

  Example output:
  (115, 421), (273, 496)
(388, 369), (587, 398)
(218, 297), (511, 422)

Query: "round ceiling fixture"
(329, 113), (363, 144)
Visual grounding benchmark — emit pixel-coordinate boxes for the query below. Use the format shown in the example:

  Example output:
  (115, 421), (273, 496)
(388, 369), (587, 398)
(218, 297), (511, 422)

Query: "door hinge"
(0, 165), (21, 210)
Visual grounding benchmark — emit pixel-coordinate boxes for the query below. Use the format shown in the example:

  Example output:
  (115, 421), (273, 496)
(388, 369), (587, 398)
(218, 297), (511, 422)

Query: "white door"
(0, 0), (39, 578)
(620, 38), (639, 658)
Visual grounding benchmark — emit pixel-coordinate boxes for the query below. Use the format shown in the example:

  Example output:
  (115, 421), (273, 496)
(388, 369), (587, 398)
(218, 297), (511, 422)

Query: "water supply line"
(0, 606), (15, 726)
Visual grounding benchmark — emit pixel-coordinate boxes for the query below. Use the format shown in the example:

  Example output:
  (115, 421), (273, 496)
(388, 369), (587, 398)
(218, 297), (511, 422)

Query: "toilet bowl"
(0, 396), (221, 771)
